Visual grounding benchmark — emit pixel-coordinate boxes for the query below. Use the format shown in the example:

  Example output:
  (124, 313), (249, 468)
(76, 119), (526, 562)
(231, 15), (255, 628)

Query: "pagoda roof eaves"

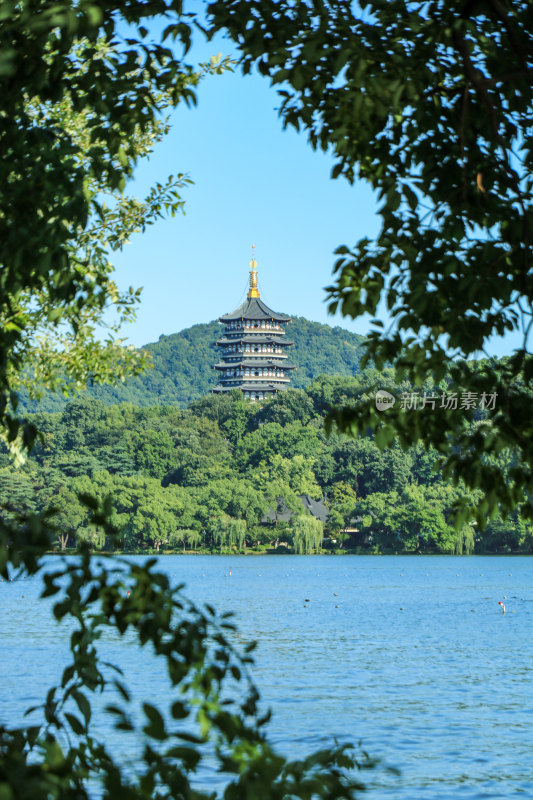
(219, 297), (291, 322)
(216, 335), (294, 346)
(214, 360), (296, 369)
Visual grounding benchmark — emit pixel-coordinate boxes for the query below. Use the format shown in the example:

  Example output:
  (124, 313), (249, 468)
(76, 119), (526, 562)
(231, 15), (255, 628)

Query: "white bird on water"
(498, 601), (506, 613)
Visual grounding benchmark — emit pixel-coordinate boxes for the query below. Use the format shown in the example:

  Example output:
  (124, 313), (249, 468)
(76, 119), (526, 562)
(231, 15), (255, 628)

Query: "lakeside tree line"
(4, 371), (531, 555)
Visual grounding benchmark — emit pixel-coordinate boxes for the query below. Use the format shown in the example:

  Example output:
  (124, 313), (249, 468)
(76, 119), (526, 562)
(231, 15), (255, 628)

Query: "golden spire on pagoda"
(247, 244), (260, 298)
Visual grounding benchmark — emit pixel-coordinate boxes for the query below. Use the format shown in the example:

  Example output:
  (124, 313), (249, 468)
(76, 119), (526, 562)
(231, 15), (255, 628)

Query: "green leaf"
(65, 712), (85, 735)
(142, 703), (166, 740)
(165, 746), (201, 768)
(72, 690), (91, 724)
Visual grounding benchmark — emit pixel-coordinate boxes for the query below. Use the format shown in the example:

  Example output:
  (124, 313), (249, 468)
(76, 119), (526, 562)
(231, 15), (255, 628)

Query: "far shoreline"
(45, 549), (531, 557)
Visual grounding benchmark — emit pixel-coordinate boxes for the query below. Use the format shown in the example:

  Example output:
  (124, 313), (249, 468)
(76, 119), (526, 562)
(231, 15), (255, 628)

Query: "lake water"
(1, 555), (532, 798)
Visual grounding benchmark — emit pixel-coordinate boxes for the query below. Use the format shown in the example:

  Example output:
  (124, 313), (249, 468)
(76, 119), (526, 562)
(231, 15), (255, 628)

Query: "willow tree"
(207, 0), (533, 524)
(169, 527), (202, 552)
(292, 514), (324, 554)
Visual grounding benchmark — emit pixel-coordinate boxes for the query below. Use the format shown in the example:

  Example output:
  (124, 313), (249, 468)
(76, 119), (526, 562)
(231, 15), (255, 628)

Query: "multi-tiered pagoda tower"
(213, 248), (295, 400)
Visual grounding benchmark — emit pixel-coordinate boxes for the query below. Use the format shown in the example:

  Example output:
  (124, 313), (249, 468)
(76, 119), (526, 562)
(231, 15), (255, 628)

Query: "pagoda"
(212, 247), (295, 400)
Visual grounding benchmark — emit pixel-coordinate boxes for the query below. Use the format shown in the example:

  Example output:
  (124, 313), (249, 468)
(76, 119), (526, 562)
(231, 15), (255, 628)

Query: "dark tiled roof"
(216, 335), (294, 346)
(300, 495), (330, 523)
(213, 383), (287, 393)
(262, 505), (293, 523)
(262, 495), (330, 524)
(219, 297), (292, 322)
(218, 330), (286, 339)
(214, 360), (296, 369)
(241, 382), (288, 390)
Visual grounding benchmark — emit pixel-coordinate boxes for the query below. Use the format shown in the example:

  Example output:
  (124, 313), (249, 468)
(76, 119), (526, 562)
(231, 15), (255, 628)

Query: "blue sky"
(111, 27), (520, 357)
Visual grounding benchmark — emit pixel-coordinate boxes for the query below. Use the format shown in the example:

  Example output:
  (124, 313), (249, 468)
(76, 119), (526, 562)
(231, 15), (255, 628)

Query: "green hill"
(20, 316), (365, 411)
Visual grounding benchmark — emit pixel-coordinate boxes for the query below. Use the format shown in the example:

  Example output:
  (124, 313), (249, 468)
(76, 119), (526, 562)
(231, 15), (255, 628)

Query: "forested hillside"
(4, 372), (530, 555)
(18, 317), (365, 412)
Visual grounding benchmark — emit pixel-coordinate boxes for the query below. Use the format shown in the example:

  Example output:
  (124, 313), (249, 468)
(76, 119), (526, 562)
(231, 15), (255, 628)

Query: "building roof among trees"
(262, 495), (329, 524)
(300, 495), (330, 523)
